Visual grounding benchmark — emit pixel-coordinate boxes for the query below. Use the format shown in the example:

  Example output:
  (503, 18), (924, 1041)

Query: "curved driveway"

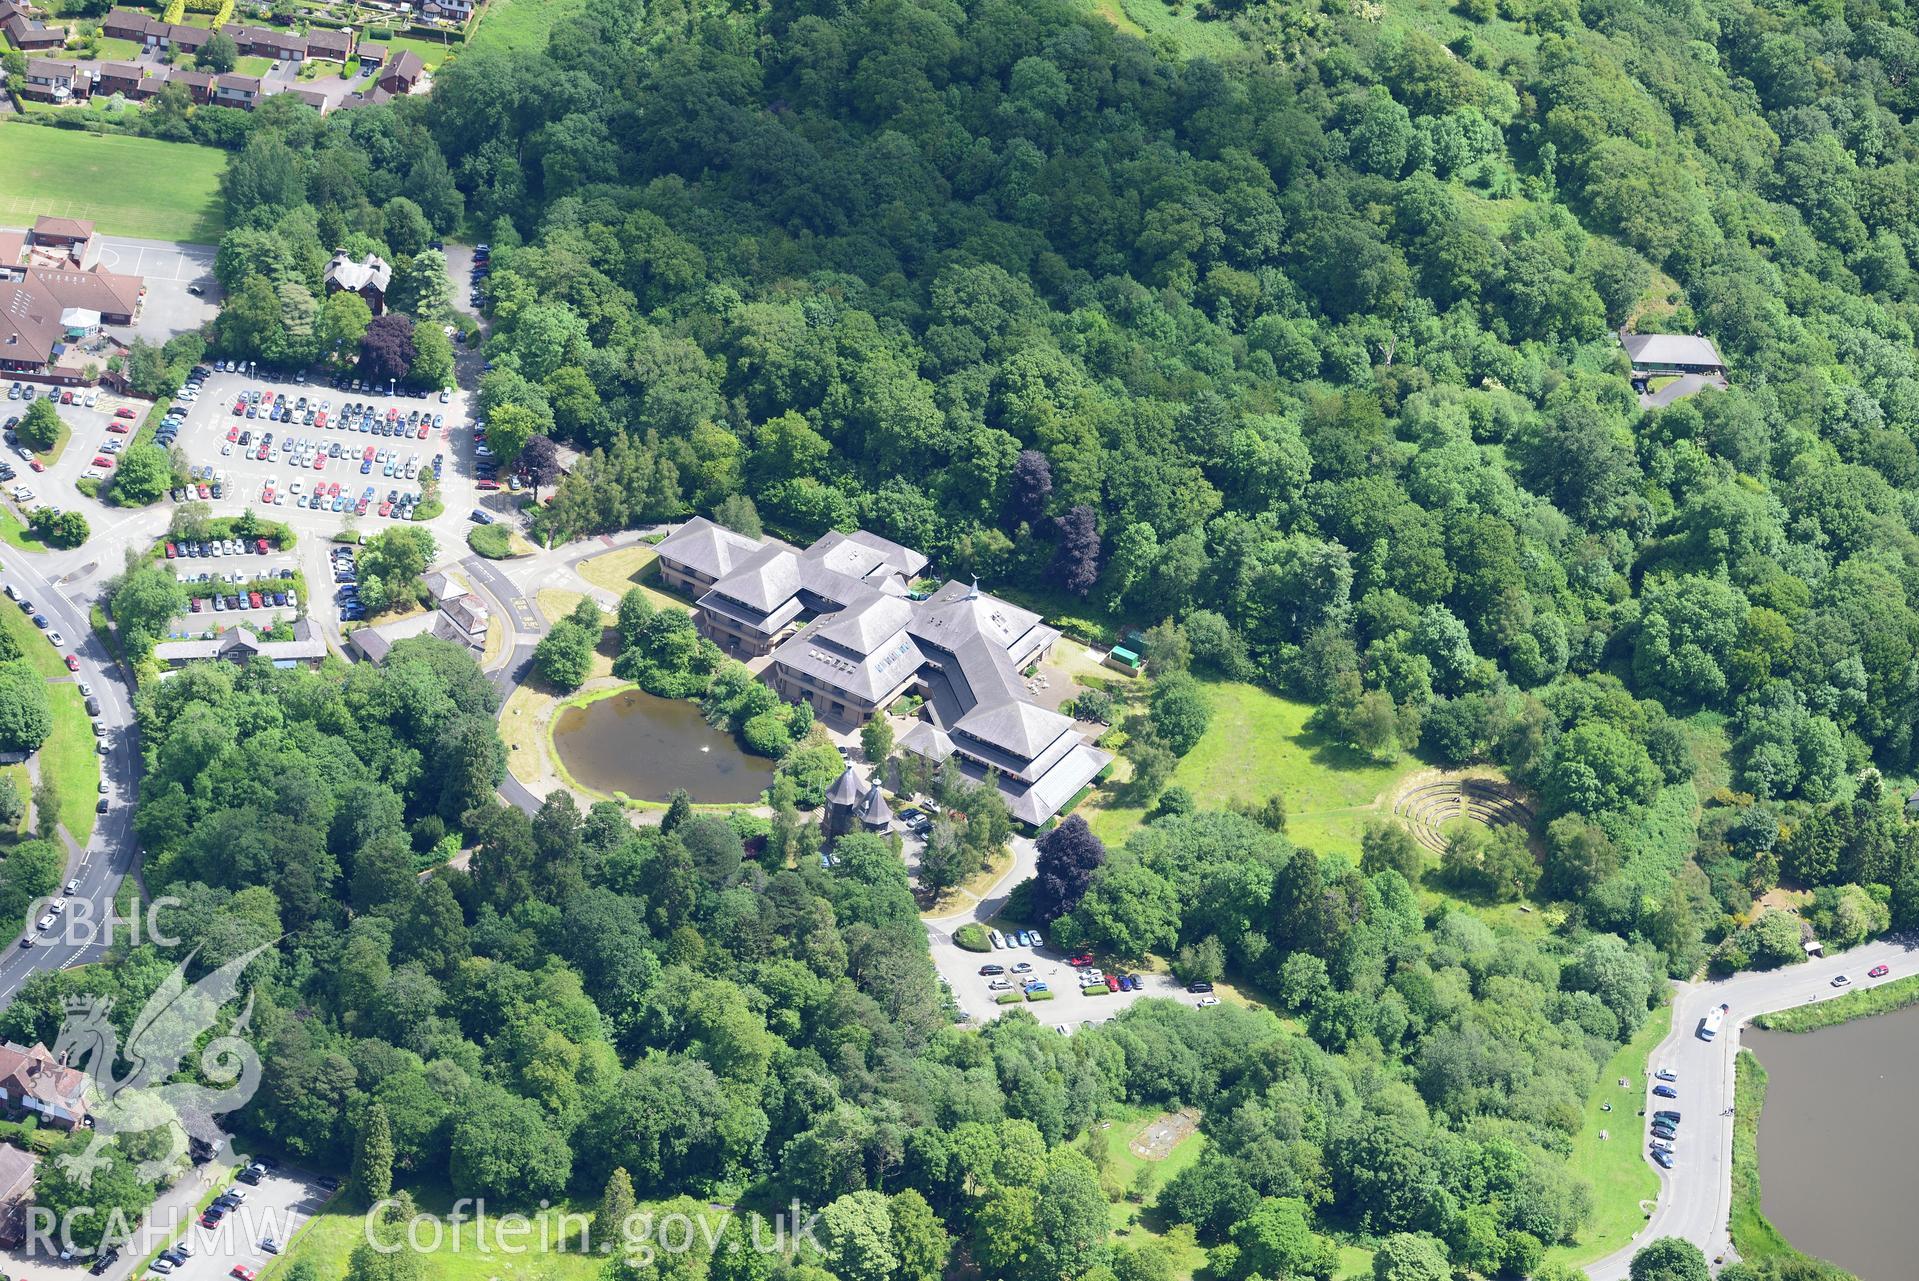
(0, 542), (141, 992)
(1587, 933), (1919, 1279)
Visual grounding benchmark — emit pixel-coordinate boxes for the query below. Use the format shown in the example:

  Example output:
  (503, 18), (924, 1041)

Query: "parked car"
(1870, 964), (1891, 978)
(1652, 1084), (1678, 1099)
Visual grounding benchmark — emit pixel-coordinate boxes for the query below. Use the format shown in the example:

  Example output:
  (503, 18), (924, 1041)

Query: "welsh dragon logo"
(48, 944), (271, 1186)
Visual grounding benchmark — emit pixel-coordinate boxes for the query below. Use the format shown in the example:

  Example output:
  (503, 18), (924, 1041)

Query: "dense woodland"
(19, 0), (1919, 1273)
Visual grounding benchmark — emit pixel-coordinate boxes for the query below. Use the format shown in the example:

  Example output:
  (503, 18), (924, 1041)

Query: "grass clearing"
(467, 0), (583, 55)
(1097, 1105), (1208, 1276)
(499, 682), (548, 786)
(1092, 0), (1243, 58)
(1085, 679), (1411, 855)
(533, 588), (616, 680)
(268, 1181), (606, 1281)
(0, 128), (227, 241)
(1545, 1002), (1673, 1268)
(0, 510), (50, 553)
(382, 32), (463, 69)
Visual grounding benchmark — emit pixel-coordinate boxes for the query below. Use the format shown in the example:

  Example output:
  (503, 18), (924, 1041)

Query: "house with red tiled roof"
(0, 1042), (89, 1129)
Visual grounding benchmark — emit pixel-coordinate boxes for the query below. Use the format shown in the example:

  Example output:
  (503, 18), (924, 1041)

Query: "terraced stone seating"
(1391, 778), (1532, 852)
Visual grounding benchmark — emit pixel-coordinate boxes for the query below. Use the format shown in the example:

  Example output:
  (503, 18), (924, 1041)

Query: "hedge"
(953, 923), (991, 952)
(995, 992), (1024, 1006)
(1025, 989), (1056, 1002)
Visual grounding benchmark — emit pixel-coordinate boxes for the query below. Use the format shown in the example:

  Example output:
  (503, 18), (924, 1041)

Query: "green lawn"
(1085, 679), (1413, 855)
(1545, 1002), (1673, 1269)
(0, 128), (227, 242)
(382, 31), (462, 69)
(1730, 1050), (1799, 1264)
(1081, 0), (1244, 58)
(234, 55), (276, 75)
(50, 36), (145, 61)
(1098, 1106), (1209, 1278)
(0, 510), (49, 553)
(0, 599), (99, 843)
(270, 1179), (714, 1281)
(467, 0), (583, 55)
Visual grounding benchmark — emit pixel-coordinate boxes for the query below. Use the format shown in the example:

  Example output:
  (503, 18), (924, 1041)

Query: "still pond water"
(1747, 1005), (1919, 1279)
(552, 687), (775, 804)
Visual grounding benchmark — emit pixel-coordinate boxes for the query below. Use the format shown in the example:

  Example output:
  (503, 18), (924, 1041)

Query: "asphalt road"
(1587, 932), (1919, 1279)
(0, 542), (139, 986)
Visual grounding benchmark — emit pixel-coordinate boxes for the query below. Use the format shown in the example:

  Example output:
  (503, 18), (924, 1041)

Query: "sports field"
(0, 128), (227, 242)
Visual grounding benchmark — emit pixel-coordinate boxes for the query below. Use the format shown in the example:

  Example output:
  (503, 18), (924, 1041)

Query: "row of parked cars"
(334, 546), (365, 621)
(5, 382), (102, 406)
(166, 537), (274, 558)
(211, 358), (455, 403)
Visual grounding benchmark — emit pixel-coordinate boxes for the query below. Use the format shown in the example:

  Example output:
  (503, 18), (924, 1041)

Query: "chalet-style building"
(214, 73), (263, 109)
(18, 58), (88, 101)
(1619, 331), (1727, 378)
(152, 619), (326, 669)
(656, 517), (1111, 826)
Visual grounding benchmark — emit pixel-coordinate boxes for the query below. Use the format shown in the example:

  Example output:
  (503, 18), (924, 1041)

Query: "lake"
(1747, 1004), (1919, 1278)
(552, 687), (775, 804)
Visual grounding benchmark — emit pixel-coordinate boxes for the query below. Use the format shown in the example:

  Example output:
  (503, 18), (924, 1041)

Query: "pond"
(1747, 1004), (1919, 1279)
(552, 687), (775, 805)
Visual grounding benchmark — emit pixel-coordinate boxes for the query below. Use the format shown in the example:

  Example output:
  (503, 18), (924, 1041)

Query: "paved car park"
(172, 368), (455, 526)
(931, 923), (1195, 1027)
(130, 1162), (335, 1281)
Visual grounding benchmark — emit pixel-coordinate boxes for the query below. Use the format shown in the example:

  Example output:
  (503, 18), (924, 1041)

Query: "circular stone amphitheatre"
(1389, 770), (1536, 853)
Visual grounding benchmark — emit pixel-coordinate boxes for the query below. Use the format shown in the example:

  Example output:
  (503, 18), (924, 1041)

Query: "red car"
(378, 501), (392, 518)
(113, 407), (136, 420)
(232, 1268), (256, 1281)
(29, 460), (43, 473)
(313, 455), (325, 471)
(233, 400), (247, 415)
(63, 654), (78, 672)
(1069, 954), (1094, 968)
(165, 543), (177, 559)
(477, 479), (500, 491)
(248, 591), (262, 609)
(1105, 973), (1120, 992)
(59, 390), (73, 404)
(107, 421), (131, 434)
(363, 446), (376, 461)
(256, 538), (269, 554)
(92, 455), (113, 468)
(1870, 964), (1890, 978)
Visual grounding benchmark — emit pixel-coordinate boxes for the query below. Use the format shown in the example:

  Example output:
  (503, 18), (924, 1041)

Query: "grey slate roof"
(654, 516), (764, 582)
(856, 784), (892, 828)
(709, 543), (803, 613)
(826, 765), (864, 807)
(1620, 332), (1724, 369)
(325, 250), (391, 294)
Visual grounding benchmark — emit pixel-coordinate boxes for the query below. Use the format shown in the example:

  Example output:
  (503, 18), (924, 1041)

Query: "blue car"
(1652, 1085), (1678, 1099)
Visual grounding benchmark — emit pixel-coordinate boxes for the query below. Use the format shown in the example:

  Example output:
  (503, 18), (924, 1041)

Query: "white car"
(1196, 996), (1221, 1008)
(35, 914), (52, 932)
(63, 879), (77, 895)
(1832, 974), (1851, 988)
(46, 632), (61, 647)
(49, 898), (66, 915)
(82, 391), (97, 407)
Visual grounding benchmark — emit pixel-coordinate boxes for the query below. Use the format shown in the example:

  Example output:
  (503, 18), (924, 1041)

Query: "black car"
(1187, 980), (1214, 993)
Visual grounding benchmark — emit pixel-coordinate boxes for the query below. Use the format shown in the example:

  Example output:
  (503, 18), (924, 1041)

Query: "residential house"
(1, 9), (64, 49)
(356, 40), (387, 69)
(664, 517), (1110, 827)
(421, 0), (474, 20)
(152, 619), (327, 669)
(323, 250), (391, 313)
(166, 22), (211, 55)
(94, 61), (146, 98)
(164, 67), (214, 104)
(213, 72), (262, 109)
(304, 26), (353, 60)
(0, 1143), (36, 1247)
(283, 85), (331, 114)
(101, 6), (158, 40)
(376, 48), (424, 93)
(18, 58), (89, 102)
(221, 22), (305, 61)
(1619, 331), (1726, 377)
(441, 593), (490, 637)
(0, 1041), (89, 1129)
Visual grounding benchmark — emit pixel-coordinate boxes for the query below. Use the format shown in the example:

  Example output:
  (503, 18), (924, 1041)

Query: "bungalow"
(1, 10), (64, 49)
(376, 48), (424, 93)
(222, 22), (305, 61)
(166, 22), (211, 54)
(152, 619), (327, 669)
(163, 66), (214, 103)
(356, 41), (387, 69)
(323, 250), (391, 314)
(101, 6), (158, 41)
(1619, 331), (1726, 378)
(94, 61), (146, 98)
(18, 58), (88, 102)
(213, 72), (263, 109)
(284, 85), (331, 114)
(349, 610), (482, 663)
(304, 26), (353, 60)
